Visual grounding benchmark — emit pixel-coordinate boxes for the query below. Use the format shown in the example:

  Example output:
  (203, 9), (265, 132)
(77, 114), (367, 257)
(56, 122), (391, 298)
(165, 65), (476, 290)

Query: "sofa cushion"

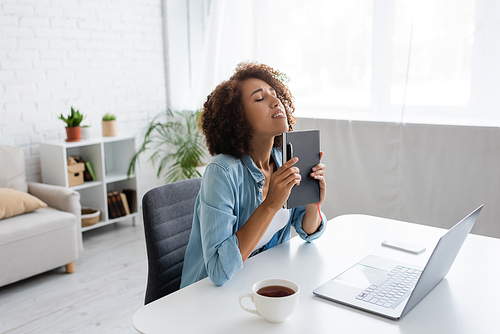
(0, 206), (76, 245)
(0, 146), (28, 192)
(0, 188), (47, 220)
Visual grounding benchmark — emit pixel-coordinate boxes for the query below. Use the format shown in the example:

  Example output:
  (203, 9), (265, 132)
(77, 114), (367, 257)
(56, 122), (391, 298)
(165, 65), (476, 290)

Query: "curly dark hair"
(200, 61), (296, 158)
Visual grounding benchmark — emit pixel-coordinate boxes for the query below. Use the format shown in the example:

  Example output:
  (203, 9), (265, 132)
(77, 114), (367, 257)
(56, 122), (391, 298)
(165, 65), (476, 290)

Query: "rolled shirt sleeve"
(291, 206), (327, 242)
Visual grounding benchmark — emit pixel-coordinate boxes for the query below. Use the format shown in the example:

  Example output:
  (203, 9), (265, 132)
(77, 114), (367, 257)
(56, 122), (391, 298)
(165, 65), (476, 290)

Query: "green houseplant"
(102, 112), (116, 121)
(59, 107), (84, 142)
(127, 109), (207, 184)
(102, 112), (117, 137)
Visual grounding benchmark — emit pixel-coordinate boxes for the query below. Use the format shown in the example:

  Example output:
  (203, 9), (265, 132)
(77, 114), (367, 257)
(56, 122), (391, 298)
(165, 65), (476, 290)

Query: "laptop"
(313, 205), (483, 320)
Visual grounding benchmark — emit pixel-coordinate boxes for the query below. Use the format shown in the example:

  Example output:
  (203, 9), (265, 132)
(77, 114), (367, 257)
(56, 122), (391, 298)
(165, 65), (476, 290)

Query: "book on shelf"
(85, 161), (96, 181)
(107, 194), (117, 219)
(113, 191), (127, 217)
(107, 191), (124, 219)
(107, 191), (133, 219)
(123, 189), (136, 213)
(72, 155), (94, 182)
(120, 193), (131, 215)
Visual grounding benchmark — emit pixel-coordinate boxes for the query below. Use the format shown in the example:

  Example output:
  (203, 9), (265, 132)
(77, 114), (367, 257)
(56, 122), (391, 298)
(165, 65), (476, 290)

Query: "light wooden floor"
(0, 221), (147, 334)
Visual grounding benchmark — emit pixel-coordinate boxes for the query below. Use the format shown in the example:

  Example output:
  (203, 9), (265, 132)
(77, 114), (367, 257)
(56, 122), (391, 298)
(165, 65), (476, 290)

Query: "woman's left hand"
(310, 151), (326, 206)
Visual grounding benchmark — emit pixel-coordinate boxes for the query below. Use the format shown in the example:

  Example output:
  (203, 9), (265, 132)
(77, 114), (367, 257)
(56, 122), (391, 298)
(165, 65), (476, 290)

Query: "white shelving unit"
(40, 135), (138, 233)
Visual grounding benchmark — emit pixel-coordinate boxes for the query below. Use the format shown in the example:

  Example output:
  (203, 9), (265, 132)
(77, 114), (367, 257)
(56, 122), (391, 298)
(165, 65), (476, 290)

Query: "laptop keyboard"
(355, 265), (422, 308)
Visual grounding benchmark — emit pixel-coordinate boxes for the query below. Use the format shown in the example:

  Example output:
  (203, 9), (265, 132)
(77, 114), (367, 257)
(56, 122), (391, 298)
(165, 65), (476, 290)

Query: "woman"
(180, 62), (327, 288)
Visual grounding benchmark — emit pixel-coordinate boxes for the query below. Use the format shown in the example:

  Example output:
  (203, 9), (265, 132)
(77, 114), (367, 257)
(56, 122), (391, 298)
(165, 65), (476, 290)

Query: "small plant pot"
(65, 126), (81, 142)
(81, 126), (92, 139)
(102, 120), (117, 137)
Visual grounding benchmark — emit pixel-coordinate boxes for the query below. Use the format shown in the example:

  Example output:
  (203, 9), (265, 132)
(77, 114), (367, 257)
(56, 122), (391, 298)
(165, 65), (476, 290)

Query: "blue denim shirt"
(180, 147), (327, 288)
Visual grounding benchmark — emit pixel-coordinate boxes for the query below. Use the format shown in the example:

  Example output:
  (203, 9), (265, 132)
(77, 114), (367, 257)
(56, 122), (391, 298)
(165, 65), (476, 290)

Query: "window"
(265, 0), (374, 111)
(391, 0), (474, 107)
(173, 0), (500, 126)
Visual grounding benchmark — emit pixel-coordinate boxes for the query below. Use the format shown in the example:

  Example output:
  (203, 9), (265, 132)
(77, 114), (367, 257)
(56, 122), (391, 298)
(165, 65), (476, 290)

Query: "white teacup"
(239, 278), (300, 323)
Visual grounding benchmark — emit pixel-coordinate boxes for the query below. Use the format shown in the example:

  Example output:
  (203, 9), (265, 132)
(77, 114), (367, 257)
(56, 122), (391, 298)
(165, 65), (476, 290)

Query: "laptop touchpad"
(333, 264), (387, 289)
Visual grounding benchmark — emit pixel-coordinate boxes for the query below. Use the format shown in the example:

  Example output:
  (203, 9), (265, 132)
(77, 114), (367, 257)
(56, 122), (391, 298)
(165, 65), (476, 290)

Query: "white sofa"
(0, 146), (81, 287)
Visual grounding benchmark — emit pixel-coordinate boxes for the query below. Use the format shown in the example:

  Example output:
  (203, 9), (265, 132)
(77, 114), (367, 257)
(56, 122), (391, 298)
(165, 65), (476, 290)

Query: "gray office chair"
(142, 177), (202, 305)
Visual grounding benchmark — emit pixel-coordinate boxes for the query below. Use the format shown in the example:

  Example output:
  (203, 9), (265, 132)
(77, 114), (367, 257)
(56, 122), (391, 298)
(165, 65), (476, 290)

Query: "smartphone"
(381, 239), (426, 254)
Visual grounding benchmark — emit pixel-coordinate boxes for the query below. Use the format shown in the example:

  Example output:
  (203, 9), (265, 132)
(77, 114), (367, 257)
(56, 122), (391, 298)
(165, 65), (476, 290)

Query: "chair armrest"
(28, 182), (83, 251)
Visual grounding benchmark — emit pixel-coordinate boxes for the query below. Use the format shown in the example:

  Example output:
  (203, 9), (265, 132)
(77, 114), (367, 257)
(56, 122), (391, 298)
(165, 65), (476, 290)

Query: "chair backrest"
(142, 177), (202, 305)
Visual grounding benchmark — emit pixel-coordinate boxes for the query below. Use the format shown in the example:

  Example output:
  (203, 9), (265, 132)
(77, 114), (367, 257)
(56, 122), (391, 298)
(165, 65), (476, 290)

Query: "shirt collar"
(241, 147), (282, 184)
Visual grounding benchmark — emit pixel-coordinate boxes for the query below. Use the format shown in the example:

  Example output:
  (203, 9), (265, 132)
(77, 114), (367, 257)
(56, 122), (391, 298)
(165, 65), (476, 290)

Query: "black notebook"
(282, 129), (321, 209)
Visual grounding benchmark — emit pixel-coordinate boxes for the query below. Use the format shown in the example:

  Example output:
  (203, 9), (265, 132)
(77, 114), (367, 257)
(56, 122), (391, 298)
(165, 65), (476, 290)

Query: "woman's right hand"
(264, 157), (301, 211)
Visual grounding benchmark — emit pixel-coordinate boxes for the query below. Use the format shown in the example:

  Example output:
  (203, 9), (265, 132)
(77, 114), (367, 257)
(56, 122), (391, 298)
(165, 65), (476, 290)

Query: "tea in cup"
(239, 278), (300, 323)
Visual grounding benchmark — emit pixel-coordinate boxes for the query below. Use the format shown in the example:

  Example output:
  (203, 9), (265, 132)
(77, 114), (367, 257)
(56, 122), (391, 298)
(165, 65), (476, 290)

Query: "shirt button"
(258, 188), (262, 192)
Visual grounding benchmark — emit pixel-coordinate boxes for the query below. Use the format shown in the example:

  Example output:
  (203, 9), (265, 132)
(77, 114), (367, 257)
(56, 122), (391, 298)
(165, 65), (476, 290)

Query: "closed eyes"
(254, 91), (277, 102)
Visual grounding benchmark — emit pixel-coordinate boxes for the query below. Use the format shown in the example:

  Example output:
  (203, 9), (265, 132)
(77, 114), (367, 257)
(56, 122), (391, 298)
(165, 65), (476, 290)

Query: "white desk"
(133, 215), (500, 333)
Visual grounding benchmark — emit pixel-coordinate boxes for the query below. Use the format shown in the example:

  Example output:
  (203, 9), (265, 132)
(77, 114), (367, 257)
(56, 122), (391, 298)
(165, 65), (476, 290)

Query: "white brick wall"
(0, 0), (168, 196)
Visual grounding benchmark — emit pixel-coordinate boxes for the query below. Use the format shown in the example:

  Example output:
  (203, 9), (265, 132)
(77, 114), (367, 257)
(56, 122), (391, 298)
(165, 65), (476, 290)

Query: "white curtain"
(178, 0), (268, 111)
(174, 0), (500, 127)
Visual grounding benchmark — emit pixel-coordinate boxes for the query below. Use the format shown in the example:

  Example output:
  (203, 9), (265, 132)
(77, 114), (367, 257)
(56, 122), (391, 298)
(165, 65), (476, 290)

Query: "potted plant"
(102, 112), (117, 137)
(127, 109), (207, 184)
(81, 125), (92, 139)
(59, 107), (84, 142)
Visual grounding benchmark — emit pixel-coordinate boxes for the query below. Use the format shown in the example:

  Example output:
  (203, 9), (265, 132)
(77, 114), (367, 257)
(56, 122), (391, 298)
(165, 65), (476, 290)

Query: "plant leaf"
(127, 108), (207, 183)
